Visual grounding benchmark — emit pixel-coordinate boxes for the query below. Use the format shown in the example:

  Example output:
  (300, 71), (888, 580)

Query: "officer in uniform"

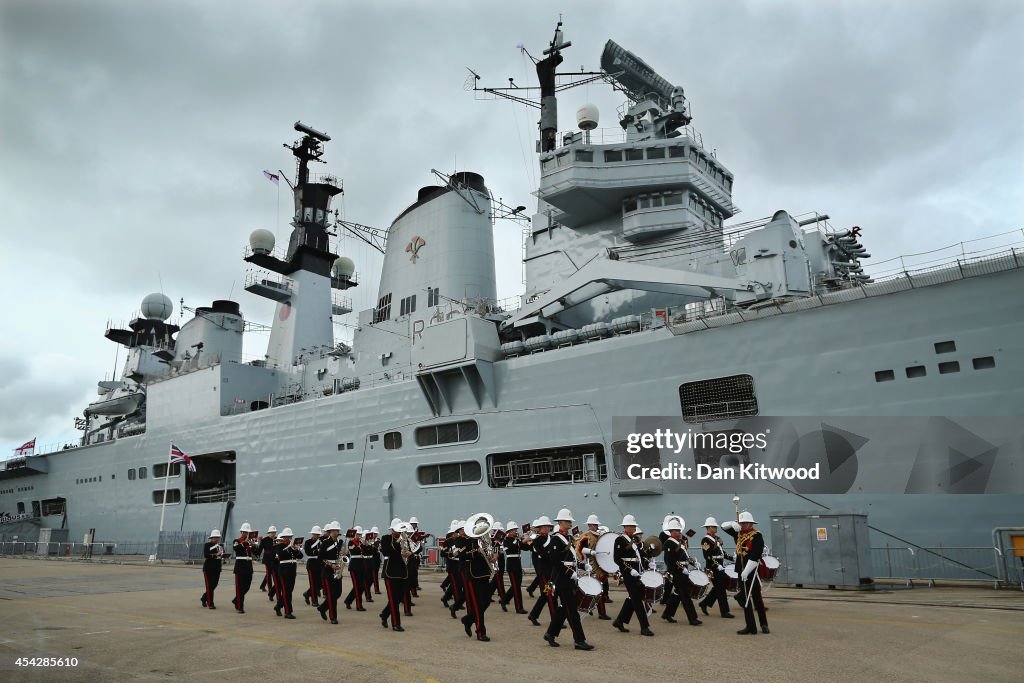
(698, 517), (735, 618)
(303, 525), (322, 608)
(488, 521), (507, 607)
(274, 528), (301, 619)
(359, 528), (376, 604)
(526, 516), (556, 626)
(611, 515), (654, 636)
(499, 520), (528, 614)
(576, 514), (611, 620)
(661, 517), (702, 626)
(344, 527), (368, 611)
(369, 525), (383, 595)
(722, 511), (769, 635)
(231, 522), (258, 613)
(408, 516), (422, 598)
(200, 529), (223, 609)
(379, 518), (411, 632)
(317, 521), (343, 624)
(258, 525), (277, 598)
(543, 508), (594, 650)
(460, 514), (494, 642)
(441, 520), (462, 609)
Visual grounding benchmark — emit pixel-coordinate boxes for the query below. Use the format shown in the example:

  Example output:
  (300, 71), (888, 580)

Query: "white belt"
(562, 561), (576, 566)
(235, 557), (253, 561)
(622, 558), (640, 563)
(505, 554), (520, 558)
(278, 560), (298, 564)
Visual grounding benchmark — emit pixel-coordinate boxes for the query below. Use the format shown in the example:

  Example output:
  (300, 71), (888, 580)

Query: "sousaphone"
(464, 512), (494, 538)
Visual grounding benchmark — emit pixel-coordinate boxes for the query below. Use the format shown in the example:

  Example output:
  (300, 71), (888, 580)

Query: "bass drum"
(723, 563), (740, 595)
(575, 576), (602, 615)
(594, 532), (621, 576)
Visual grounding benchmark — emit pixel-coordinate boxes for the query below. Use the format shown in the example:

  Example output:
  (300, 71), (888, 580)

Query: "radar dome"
(332, 256), (355, 278)
(576, 103), (599, 131)
(141, 293), (173, 321)
(249, 229), (275, 255)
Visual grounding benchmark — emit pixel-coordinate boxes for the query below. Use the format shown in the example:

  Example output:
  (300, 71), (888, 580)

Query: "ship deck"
(0, 558), (1021, 682)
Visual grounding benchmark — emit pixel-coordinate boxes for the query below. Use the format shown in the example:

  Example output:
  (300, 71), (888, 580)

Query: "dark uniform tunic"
(699, 532), (733, 616)
(231, 535), (258, 611)
(380, 533), (408, 629)
(460, 536), (493, 639)
(613, 534), (651, 631)
(527, 533), (556, 621)
(303, 536), (322, 606)
(317, 535), (343, 623)
(544, 531), (587, 644)
(662, 535), (701, 624)
(258, 535), (276, 595)
(344, 537), (367, 610)
(441, 532), (462, 606)
(201, 540), (222, 608)
(724, 525), (768, 633)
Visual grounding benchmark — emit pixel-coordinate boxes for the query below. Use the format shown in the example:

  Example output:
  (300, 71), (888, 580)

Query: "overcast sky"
(2, 0), (1021, 451)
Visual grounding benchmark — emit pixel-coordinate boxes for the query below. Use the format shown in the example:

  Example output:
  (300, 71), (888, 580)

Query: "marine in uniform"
(200, 529), (223, 609)
(543, 508), (594, 650)
(344, 527), (368, 611)
(661, 517), (702, 626)
(258, 525), (277, 597)
(408, 517), (422, 598)
(722, 511), (769, 635)
(487, 521), (507, 607)
(576, 514), (611, 620)
(499, 520), (528, 614)
(367, 526), (382, 596)
(317, 521), (343, 624)
(611, 515), (654, 636)
(460, 514), (495, 642)
(302, 525), (322, 608)
(379, 519), (411, 631)
(274, 528), (301, 619)
(526, 516), (556, 626)
(698, 517), (734, 619)
(231, 522), (258, 613)
(441, 520), (463, 609)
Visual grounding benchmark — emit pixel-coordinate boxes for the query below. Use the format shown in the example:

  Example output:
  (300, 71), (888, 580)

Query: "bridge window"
(669, 145), (687, 158)
(417, 460), (481, 486)
(415, 420), (478, 447)
(679, 374), (759, 423)
(374, 293), (392, 323)
(625, 148), (644, 161)
(488, 444), (607, 488)
(646, 147), (665, 159)
(427, 287), (441, 307)
(575, 149), (594, 162)
(400, 295), (417, 316)
(604, 150), (623, 162)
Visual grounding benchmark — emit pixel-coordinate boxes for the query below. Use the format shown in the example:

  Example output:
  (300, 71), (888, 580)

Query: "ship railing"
(187, 489), (235, 505)
(555, 124), (708, 149)
(871, 545), (1013, 588)
(0, 540), (159, 559)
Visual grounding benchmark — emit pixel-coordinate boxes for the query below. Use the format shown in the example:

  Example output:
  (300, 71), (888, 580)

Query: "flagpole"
(158, 444), (172, 535)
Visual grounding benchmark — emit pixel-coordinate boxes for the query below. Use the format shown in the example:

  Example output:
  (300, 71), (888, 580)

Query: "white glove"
(721, 521), (739, 532)
(570, 572), (579, 581)
(647, 561), (656, 570)
(581, 548), (592, 556)
(741, 560), (757, 581)
(629, 569), (640, 578)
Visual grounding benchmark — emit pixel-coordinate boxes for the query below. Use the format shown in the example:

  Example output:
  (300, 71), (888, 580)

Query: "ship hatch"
(185, 450), (236, 504)
(487, 444), (607, 488)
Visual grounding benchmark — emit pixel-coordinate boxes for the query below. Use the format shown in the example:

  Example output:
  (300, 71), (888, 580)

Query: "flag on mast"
(14, 438), (35, 455)
(169, 443), (196, 473)
(262, 170), (280, 185)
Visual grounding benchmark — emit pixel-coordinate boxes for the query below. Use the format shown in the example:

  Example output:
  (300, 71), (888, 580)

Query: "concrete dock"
(1, 558), (1021, 682)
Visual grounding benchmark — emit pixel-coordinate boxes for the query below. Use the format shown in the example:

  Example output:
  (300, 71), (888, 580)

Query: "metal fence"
(870, 546), (1006, 585)
(0, 540), (158, 558)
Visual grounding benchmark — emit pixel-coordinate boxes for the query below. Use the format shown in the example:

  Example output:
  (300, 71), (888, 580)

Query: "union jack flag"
(169, 443), (196, 473)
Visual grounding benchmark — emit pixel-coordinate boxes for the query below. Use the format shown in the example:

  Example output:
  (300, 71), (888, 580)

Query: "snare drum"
(759, 555), (781, 591)
(685, 569), (710, 600)
(723, 564), (740, 595)
(575, 576), (602, 615)
(640, 570), (665, 603)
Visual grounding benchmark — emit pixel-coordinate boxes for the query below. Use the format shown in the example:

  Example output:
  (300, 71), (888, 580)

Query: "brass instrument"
(464, 512), (497, 576)
(399, 525), (413, 565)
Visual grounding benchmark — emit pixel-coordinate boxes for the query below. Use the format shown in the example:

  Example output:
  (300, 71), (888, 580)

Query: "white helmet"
(370, 526), (380, 534)
(409, 516), (419, 524)
(704, 517), (719, 528)
(322, 521), (338, 532)
(620, 514), (638, 527)
(554, 508), (574, 522)
(492, 521), (504, 531)
(310, 525), (322, 535)
(634, 527), (643, 536)
(400, 522), (414, 533)
(239, 522), (252, 533)
(536, 515), (554, 527)
(531, 519), (541, 528)
(354, 526), (364, 534)
(507, 520), (517, 532)
(267, 525), (278, 534)
(586, 514), (601, 526)
(390, 518), (404, 532)
(280, 528), (293, 537)
(738, 511), (757, 524)
(665, 517), (683, 531)
(210, 529), (221, 538)
(447, 520), (460, 534)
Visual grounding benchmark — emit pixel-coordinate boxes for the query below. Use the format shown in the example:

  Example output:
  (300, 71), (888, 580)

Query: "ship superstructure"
(1, 24), (1021, 554)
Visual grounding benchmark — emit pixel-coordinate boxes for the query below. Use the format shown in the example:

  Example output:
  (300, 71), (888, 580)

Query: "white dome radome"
(141, 292), (173, 321)
(332, 256), (355, 278)
(249, 228), (275, 255)
(576, 103), (599, 131)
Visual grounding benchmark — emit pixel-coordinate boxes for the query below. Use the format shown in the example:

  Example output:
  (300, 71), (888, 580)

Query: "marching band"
(199, 499), (778, 646)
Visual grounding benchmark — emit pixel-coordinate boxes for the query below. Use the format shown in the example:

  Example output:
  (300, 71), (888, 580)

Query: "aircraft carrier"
(2, 23), (1022, 556)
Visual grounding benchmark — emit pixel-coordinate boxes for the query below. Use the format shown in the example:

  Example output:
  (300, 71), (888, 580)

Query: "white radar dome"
(249, 228), (275, 255)
(141, 292), (173, 321)
(576, 103), (599, 131)
(332, 256), (355, 278)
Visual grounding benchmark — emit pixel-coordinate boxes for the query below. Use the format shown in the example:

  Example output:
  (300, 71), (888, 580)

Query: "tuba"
(464, 512), (496, 576)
